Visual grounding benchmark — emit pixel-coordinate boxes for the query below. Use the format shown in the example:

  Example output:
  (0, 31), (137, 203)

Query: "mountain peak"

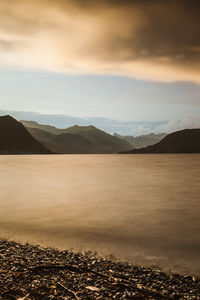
(0, 115), (16, 121)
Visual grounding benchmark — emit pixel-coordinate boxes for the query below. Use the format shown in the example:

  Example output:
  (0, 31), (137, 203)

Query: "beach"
(0, 239), (199, 299)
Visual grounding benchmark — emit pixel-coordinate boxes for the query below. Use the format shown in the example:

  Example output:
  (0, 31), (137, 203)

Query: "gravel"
(0, 239), (199, 299)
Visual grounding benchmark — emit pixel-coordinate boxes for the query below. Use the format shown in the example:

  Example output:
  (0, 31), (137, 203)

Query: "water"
(0, 154), (200, 274)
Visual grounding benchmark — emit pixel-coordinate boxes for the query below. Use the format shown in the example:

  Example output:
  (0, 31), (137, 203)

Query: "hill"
(22, 121), (132, 153)
(0, 116), (51, 154)
(114, 132), (166, 148)
(63, 125), (132, 153)
(121, 129), (200, 153)
(26, 127), (94, 154)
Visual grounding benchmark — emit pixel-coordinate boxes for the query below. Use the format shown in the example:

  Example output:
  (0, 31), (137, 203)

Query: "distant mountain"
(21, 120), (63, 135)
(121, 129), (200, 153)
(63, 125), (132, 153)
(114, 132), (167, 148)
(23, 121), (132, 153)
(0, 116), (51, 154)
(1, 109), (165, 136)
(54, 125), (132, 153)
(26, 127), (94, 154)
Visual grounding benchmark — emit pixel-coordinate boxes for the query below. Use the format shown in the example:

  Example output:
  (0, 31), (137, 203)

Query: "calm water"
(0, 154), (200, 274)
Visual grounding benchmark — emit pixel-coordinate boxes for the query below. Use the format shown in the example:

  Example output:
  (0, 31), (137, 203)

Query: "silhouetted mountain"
(26, 127), (93, 154)
(121, 129), (200, 153)
(23, 121), (132, 153)
(114, 132), (167, 148)
(0, 115), (51, 154)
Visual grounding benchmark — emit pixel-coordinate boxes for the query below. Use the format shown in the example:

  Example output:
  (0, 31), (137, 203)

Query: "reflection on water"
(0, 154), (200, 274)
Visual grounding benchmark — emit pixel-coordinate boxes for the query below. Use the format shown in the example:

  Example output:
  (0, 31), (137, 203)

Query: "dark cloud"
(0, 0), (199, 82)
(83, 1), (200, 62)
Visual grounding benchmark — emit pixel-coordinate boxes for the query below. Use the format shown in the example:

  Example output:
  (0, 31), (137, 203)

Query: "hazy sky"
(0, 0), (200, 134)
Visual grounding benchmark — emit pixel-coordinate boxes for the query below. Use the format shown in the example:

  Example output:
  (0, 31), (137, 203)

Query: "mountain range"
(1, 116), (199, 155)
(21, 120), (132, 154)
(121, 129), (200, 153)
(114, 132), (167, 148)
(0, 116), (51, 154)
(0, 109), (165, 136)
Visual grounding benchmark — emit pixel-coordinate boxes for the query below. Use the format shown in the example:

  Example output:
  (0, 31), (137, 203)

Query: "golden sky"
(0, 0), (200, 83)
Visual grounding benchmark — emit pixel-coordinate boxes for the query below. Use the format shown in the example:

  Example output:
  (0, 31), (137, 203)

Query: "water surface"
(0, 154), (200, 274)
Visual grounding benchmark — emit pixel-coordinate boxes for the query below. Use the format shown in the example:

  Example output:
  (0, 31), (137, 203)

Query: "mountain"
(23, 121), (132, 153)
(0, 115), (51, 154)
(21, 120), (63, 135)
(1, 109), (165, 136)
(121, 129), (200, 153)
(63, 125), (132, 153)
(53, 125), (132, 153)
(114, 132), (167, 148)
(26, 127), (94, 154)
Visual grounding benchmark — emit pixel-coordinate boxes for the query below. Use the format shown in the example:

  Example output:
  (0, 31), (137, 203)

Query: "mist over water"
(0, 154), (200, 274)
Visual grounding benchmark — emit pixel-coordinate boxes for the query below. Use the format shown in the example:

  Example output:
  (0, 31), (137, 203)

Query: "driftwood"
(30, 264), (82, 273)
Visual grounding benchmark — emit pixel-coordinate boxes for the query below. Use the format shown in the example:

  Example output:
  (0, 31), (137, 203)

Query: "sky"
(0, 0), (200, 135)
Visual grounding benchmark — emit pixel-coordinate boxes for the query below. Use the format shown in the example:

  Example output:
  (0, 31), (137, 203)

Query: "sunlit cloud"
(0, 0), (200, 82)
(155, 115), (200, 134)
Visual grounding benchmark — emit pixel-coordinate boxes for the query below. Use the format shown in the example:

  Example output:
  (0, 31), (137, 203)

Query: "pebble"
(0, 239), (200, 299)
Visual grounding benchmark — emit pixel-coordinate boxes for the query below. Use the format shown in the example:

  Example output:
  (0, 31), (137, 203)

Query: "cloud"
(0, 0), (200, 82)
(155, 115), (200, 134)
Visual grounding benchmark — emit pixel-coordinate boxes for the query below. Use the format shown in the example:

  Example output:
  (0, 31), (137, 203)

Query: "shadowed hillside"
(64, 125), (132, 153)
(121, 129), (200, 153)
(23, 121), (132, 154)
(0, 116), (51, 154)
(26, 127), (94, 154)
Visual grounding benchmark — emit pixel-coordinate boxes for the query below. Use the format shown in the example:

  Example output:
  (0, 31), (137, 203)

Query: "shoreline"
(0, 240), (200, 299)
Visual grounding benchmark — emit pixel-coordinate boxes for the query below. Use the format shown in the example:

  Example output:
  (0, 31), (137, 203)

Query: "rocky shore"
(0, 240), (199, 299)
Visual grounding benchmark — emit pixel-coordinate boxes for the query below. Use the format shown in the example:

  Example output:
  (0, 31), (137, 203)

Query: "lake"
(0, 154), (200, 274)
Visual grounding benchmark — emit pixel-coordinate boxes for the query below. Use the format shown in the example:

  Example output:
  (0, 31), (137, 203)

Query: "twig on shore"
(57, 282), (80, 300)
(17, 293), (30, 300)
